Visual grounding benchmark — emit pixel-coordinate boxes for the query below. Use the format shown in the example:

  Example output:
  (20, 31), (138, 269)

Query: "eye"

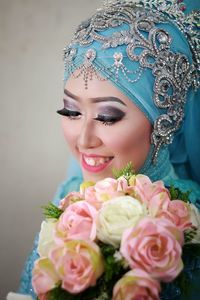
(57, 108), (81, 119)
(94, 115), (123, 126)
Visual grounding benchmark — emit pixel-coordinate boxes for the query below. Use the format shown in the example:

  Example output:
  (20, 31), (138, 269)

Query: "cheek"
(102, 120), (152, 153)
(61, 118), (78, 150)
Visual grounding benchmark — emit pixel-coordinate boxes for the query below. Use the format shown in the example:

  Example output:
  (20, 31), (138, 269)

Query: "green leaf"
(168, 186), (191, 202)
(112, 162), (135, 179)
(47, 285), (76, 300)
(184, 228), (197, 243)
(99, 242), (127, 283)
(42, 202), (63, 219)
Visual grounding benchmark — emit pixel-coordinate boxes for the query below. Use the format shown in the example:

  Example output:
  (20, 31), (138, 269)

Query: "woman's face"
(59, 74), (152, 181)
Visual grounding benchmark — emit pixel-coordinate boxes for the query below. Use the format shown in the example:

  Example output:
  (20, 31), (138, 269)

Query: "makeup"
(81, 154), (113, 173)
(57, 108), (81, 118)
(94, 106), (125, 125)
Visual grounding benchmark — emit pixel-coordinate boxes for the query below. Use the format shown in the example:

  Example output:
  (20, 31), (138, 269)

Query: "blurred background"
(0, 0), (100, 297)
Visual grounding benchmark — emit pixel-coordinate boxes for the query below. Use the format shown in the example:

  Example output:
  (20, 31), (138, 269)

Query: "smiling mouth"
(81, 154), (114, 172)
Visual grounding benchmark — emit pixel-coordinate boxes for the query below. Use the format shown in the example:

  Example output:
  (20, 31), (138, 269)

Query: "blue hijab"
(64, 0), (200, 186)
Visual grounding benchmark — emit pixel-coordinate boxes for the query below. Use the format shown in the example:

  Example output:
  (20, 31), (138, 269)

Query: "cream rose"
(189, 203), (200, 243)
(190, 203), (200, 228)
(38, 219), (57, 257)
(97, 196), (147, 247)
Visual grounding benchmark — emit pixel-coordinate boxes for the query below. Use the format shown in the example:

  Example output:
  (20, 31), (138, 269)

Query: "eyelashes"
(57, 108), (81, 119)
(57, 108), (125, 125)
(94, 108), (125, 126)
(93, 115), (124, 126)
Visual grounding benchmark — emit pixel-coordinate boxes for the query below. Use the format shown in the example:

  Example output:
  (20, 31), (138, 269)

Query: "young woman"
(19, 1), (200, 299)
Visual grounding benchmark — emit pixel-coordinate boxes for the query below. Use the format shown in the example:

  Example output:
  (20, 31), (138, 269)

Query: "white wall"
(0, 0), (100, 297)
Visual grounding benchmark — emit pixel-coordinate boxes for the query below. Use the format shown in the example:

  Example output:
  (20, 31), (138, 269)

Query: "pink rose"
(59, 192), (83, 210)
(149, 180), (169, 197)
(55, 201), (98, 244)
(116, 176), (129, 192)
(79, 181), (95, 196)
(112, 269), (161, 300)
(84, 177), (128, 209)
(165, 200), (192, 230)
(127, 174), (153, 201)
(32, 258), (60, 295)
(128, 175), (169, 203)
(130, 176), (170, 207)
(94, 177), (125, 201)
(148, 192), (171, 217)
(121, 217), (184, 282)
(84, 186), (103, 210)
(147, 181), (170, 206)
(50, 240), (104, 294)
(152, 200), (192, 231)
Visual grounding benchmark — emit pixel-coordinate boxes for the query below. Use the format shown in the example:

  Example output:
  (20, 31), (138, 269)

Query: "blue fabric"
(64, 1), (200, 186)
(184, 0), (200, 13)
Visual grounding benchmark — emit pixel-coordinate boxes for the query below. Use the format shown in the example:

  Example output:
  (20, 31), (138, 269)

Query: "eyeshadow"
(98, 106), (125, 117)
(63, 99), (79, 110)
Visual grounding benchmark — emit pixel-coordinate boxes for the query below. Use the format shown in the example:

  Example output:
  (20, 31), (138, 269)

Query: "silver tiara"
(63, 0), (199, 163)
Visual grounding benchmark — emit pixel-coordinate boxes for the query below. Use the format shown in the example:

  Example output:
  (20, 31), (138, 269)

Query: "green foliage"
(184, 227), (197, 243)
(100, 242), (126, 282)
(46, 286), (74, 300)
(46, 281), (108, 300)
(168, 186), (191, 202)
(42, 202), (63, 219)
(112, 162), (135, 179)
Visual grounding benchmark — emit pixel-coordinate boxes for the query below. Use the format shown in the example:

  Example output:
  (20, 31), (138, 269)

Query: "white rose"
(189, 204), (200, 243)
(190, 204), (200, 227)
(37, 219), (57, 257)
(7, 293), (33, 300)
(97, 196), (147, 247)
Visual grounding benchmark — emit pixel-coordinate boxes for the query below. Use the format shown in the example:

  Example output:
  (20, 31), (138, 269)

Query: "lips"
(81, 154), (113, 173)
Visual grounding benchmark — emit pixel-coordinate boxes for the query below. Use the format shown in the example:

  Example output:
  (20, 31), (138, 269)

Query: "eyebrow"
(64, 89), (126, 106)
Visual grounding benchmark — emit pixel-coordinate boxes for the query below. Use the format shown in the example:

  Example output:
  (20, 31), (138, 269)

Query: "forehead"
(64, 73), (137, 109)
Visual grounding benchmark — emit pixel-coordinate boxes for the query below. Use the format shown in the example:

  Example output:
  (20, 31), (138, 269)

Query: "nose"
(77, 120), (102, 150)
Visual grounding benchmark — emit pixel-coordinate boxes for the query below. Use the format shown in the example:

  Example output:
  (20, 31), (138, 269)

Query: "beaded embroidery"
(63, 0), (199, 162)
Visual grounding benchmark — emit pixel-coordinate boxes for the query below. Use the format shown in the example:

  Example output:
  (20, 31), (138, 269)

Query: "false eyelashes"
(57, 107), (125, 125)
(57, 108), (81, 118)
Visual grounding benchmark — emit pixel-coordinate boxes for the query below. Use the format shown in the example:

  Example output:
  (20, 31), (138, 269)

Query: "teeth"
(85, 158), (96, 166)
(84, 156), (112, 166)
(99, 158), (105, 164)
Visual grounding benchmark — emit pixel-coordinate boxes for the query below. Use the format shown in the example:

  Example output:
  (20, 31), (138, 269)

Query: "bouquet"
(32, 164), (200, 300)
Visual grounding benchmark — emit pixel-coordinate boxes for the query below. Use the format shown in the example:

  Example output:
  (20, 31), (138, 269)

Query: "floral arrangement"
(32, 164), (200, 300)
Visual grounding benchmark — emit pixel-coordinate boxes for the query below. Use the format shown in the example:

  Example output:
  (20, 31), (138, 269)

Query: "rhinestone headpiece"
(63, 0), (199, 163)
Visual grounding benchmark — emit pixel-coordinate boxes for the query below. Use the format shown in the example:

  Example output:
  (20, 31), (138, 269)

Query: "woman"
(19, 0), (200, 299)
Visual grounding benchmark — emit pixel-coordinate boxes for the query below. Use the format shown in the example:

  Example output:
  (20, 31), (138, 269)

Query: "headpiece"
(63, 0), (200, 182)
